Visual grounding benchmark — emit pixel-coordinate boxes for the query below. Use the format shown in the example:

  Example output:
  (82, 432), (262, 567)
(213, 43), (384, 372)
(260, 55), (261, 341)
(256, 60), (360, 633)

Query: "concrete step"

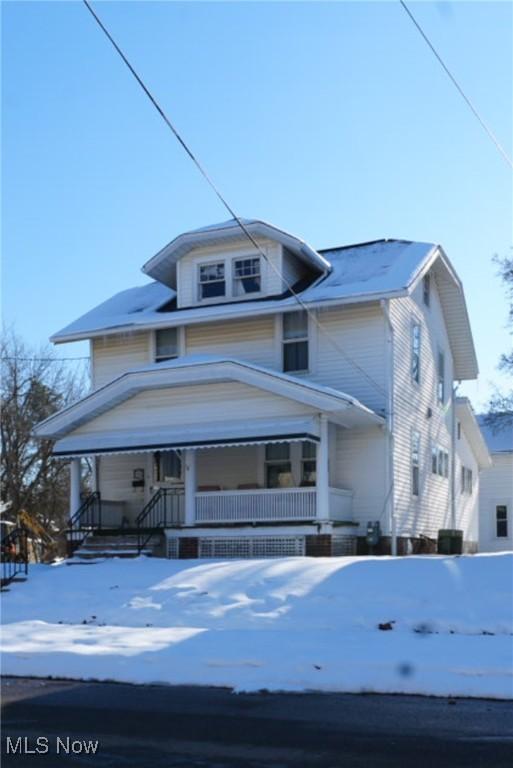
(73, 549), (153, 560)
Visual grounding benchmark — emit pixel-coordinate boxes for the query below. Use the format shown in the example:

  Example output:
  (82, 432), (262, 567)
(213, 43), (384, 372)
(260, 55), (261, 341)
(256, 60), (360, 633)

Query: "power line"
(400, 0), (513, 170)
(2, 357), (90, 363)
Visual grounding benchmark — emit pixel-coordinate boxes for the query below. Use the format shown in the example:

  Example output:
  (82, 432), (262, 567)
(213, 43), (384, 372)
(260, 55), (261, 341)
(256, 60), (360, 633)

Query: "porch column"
(70, 458), (81, 516)
(184, 449), (197, 527)
(316, 415), (329, 520)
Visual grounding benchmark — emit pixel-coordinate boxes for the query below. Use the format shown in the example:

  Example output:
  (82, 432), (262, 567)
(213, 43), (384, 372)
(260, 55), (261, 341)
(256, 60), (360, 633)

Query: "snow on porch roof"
(34, 355), (384, 443)
(52, 416), (320, 457)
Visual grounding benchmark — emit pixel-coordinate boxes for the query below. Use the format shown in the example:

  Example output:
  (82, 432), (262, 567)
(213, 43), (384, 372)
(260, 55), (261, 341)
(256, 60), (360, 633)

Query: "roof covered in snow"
(477, 414), (513, 454)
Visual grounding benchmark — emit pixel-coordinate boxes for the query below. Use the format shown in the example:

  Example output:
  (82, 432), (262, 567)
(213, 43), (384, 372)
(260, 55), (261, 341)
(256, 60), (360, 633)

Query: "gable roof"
(34, 356), (384, 446)
(50, 220), (477, 380)
(477, 414), (513, 454)
(142, 218), (331, 287)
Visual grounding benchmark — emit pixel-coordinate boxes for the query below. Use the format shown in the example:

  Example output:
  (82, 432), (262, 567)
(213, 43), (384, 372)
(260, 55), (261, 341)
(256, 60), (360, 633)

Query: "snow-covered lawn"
(1, 554), (512, 699)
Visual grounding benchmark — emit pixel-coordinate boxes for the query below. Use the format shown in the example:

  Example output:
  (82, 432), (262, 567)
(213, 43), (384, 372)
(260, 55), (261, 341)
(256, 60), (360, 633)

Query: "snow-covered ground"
(1, 554), (512, 699)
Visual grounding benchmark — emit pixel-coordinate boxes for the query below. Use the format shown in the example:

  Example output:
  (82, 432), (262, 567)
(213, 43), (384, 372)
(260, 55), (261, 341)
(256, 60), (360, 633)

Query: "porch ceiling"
(52, 416), (320, 457)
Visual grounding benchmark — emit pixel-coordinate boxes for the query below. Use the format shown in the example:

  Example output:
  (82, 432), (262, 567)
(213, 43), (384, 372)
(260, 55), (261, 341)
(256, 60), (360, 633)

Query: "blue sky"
(2, 1), (512, 408)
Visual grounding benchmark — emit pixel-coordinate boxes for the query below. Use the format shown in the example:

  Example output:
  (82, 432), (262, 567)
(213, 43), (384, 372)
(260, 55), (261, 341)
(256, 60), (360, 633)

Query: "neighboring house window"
(461, 466), (473, 494)
(265, 444), (293, 488)
(282, 311), (309, 373)
(412, 431), (420, 496)
(437, 350), (445, 404)
(155, 328), (178, 362)
(411, 323), (421, 384)
(496, 505), (508, 538)
(423, 274), (430, 306)
(301, 442), (317, 486)
(199, 262), (225, 300)
(233, 257), (261, 296)
(155, 450), (182, 483)
(432, 444), (449, 478)
(457, 421), (461, 440)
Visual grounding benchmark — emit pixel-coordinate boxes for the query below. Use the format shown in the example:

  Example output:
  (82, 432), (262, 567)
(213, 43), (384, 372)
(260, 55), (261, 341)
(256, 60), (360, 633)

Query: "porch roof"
(35, 356), (384, 446)
(52, 416), (319, 457)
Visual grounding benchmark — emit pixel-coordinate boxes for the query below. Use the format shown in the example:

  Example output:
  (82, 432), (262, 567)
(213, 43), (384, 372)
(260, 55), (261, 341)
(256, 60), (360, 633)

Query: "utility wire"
(400, 0), (513, 170)
(82, 0), (393, 403)
(2, 356), (90, 362)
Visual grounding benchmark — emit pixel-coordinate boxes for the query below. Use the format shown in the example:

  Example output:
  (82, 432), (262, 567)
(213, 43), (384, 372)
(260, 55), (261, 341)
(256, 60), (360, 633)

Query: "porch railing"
(136, 488), (184, 553)
(67, 492), (102, 554)
(195, 487), (317, 524)
(1, 527), (29, 587)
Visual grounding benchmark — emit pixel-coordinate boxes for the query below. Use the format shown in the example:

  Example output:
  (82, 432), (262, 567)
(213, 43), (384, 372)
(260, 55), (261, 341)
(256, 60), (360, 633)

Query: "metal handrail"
(67, 492), (102, 554)
(1, 527), (29, 586)
(136, 488), (184, 553)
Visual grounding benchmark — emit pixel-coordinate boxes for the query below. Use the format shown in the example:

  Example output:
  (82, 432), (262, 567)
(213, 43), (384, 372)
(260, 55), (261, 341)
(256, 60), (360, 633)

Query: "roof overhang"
(35, 357), (384, 444)
(142, 219), (331, 288)
(409, 247), (478, 381)
(456, 398), (492, 469)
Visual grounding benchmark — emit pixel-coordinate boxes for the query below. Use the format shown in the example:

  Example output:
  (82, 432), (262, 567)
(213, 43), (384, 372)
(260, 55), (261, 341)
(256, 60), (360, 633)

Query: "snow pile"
(1, 554), (512, 698)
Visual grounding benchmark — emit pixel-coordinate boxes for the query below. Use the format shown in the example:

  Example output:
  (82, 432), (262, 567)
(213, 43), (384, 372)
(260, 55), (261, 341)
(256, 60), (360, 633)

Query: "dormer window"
(233, 257), (261, 296)
(155, 328), (178, 362)
(198, 262), (225, 300)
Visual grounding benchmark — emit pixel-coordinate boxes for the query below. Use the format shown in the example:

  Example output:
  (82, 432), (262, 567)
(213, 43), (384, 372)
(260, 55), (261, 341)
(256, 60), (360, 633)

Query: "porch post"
(70, 458), (81, 516)
(316, 415), (329, 520)
(184, 449), (196, 527)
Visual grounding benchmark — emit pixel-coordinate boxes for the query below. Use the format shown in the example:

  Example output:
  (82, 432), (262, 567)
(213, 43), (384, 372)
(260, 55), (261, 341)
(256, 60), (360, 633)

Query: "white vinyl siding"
(97, 453), (148, 524)
(186, 316), (277, 369)
(390, 275), (454, 539)
(479, 453), (513, 552)
(454, 422), (480, 545)
(334, 425), (386, 526)
(73, 381), (314, 436)
(91, 333), (150, 389)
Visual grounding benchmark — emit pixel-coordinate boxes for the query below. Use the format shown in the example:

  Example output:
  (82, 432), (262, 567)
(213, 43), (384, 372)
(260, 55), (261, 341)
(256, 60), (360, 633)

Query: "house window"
(496, 505), (508, 538)
(461, 466), (473, 495)
(412, 431), (420, 496)
(265, 444), (293, 488)
(457, 421), (461, 440)
(411, 323), (421, 384)
(155, 328), (178, 362)
(155, 450), (182, 483)
(233, 257), (261, 296)
(282, 311), (309, 373)
(423, 274), (430, 306)
(432, 444), (449, 478)
(301, 442), (317, 487)
(199, 262), (225, 300)
(437, 350), (445, 404)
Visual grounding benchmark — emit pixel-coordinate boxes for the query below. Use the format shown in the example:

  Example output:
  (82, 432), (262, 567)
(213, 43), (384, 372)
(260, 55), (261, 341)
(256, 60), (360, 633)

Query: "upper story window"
(155, 328), (178, 362)
(282, 311), (309, 373)
(423, 274), (431, 307)
(411, 322), (421, 384)
(233, 258), (261, 296)
(437, 350), (445, 404)
(198, 262), (225, 300)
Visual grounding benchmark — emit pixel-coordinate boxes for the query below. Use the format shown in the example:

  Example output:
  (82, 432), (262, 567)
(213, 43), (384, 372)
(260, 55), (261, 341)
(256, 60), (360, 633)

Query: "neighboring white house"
(35, 218), (480, 558)
(477, 414), (513, 553)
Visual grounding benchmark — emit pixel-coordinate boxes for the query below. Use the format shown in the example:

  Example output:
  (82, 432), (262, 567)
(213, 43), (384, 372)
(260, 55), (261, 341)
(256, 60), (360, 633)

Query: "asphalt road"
(1, 677), (512, 768)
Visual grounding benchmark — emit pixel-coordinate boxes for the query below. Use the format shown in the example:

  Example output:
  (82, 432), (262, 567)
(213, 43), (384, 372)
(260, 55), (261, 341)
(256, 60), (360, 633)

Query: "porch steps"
(71, 533), (162, 561)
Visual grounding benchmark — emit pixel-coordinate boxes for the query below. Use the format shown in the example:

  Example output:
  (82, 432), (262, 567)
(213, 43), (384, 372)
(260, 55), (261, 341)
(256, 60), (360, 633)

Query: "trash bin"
(437, 529), (463, 555)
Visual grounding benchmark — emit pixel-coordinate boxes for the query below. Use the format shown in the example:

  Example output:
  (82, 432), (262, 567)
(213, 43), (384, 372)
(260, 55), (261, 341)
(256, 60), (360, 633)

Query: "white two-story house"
(35, 219), (479, 558)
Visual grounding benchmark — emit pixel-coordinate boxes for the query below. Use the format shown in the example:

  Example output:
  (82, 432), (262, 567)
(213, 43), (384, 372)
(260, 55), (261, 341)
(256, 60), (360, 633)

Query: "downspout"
(450, 384), (458, 530)
(381, 299), (397, 556)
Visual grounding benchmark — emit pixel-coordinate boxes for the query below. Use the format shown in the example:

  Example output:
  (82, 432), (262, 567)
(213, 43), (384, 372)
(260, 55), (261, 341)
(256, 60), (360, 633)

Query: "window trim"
(411, 430), (421, 497)
(411, 320), (421, 385)
(232, 256), (262, 298)
(282, 310), (310, 374)
(197, 260), (226, 302)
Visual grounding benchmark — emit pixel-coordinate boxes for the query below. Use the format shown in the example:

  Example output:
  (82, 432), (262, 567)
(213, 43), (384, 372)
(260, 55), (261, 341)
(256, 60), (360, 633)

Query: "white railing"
(195, 487), (316, 524)
(195, 486), (353, 524)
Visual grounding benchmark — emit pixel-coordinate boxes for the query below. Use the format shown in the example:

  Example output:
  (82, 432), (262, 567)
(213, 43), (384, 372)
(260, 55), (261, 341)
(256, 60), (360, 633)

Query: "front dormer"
(142, 218), (330, 308)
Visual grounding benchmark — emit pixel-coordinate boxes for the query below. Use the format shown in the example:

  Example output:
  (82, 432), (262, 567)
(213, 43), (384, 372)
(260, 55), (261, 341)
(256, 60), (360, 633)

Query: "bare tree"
(485, 253), (513, 431)
(1, 330), (88, 555)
